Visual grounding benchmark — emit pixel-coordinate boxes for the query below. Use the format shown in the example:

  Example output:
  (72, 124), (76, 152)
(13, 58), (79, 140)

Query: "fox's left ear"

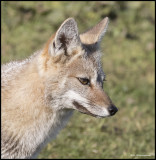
(80, 17), (109, 45)
(50, 18), (81, 57)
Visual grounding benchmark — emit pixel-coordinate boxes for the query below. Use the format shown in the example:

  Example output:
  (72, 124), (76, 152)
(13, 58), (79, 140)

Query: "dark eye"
(77, 78), (90, 85)
(102, 75), (106, 82)
(102, 77), (106, 88)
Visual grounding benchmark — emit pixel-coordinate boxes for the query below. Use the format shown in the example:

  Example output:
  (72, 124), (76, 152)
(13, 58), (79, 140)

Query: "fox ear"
(80, 17), (109, 45)
(50, 18), (80, 57)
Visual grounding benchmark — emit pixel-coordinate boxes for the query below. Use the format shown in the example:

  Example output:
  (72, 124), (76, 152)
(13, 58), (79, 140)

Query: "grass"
(1, 1), (155, 159)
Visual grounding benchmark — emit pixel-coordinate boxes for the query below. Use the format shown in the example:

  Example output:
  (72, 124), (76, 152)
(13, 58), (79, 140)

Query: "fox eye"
(77, 78), (90, 85)
(102, 75), (106, 82)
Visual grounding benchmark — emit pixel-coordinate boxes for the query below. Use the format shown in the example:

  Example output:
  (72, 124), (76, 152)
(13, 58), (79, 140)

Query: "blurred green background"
(1, 1), (155, 159)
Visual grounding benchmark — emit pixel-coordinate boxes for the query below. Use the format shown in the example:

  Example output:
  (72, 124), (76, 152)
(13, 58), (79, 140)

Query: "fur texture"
(1, 17), (117, 159)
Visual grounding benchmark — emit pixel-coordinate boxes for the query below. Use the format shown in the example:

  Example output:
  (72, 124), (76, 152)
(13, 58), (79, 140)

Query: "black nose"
(108, 104), (118, 116)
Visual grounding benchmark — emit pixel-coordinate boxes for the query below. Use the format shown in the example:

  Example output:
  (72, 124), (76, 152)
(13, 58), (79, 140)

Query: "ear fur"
(80, 17), (109, 45)
(50, 18), (81, 57)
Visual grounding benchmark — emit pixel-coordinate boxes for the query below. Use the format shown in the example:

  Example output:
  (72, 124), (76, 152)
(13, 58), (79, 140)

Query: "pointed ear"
(49, 18), (81, 57)
(80, 17), (109, 45)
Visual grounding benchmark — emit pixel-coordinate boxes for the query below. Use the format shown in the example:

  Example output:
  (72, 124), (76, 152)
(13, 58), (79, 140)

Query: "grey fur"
(1, 17), (113, 159)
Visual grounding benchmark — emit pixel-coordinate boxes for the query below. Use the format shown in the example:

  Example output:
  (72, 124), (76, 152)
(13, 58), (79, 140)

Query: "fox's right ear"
(49, 18), (81, 57)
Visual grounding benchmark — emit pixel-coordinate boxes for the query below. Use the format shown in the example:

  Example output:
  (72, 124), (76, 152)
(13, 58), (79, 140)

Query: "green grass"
(1, 1), (155, 159)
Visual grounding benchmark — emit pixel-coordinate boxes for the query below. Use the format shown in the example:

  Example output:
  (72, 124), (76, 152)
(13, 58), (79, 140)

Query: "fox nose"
(108, 104), (118, 116)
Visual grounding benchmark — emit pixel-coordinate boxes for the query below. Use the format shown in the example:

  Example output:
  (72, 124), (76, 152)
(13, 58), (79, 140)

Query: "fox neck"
(2, 54), (73, 158)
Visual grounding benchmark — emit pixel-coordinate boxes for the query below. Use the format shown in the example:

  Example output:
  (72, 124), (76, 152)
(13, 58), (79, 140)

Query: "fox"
(1, 17), (118, 159)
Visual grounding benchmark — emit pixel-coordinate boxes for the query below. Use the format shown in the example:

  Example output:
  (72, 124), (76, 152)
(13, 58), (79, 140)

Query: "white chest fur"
(29, 109), (73, 159)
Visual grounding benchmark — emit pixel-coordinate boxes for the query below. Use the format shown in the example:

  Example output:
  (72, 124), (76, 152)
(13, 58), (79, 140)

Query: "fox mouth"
(72, 101), (107, 118)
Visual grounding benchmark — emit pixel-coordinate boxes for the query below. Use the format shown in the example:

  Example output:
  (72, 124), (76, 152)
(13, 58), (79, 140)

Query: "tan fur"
(80, 17), (109, 44)
(1, 17), (117, 159)
(2, 62), (47, 134)
(41, 33), (56, 70)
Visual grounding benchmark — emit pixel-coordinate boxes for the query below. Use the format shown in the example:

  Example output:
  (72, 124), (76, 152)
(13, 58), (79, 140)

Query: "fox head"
(38, 17), (118, 118)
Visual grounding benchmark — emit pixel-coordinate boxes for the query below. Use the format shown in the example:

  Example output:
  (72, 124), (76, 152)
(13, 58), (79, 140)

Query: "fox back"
(1, 17), (118, 159)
